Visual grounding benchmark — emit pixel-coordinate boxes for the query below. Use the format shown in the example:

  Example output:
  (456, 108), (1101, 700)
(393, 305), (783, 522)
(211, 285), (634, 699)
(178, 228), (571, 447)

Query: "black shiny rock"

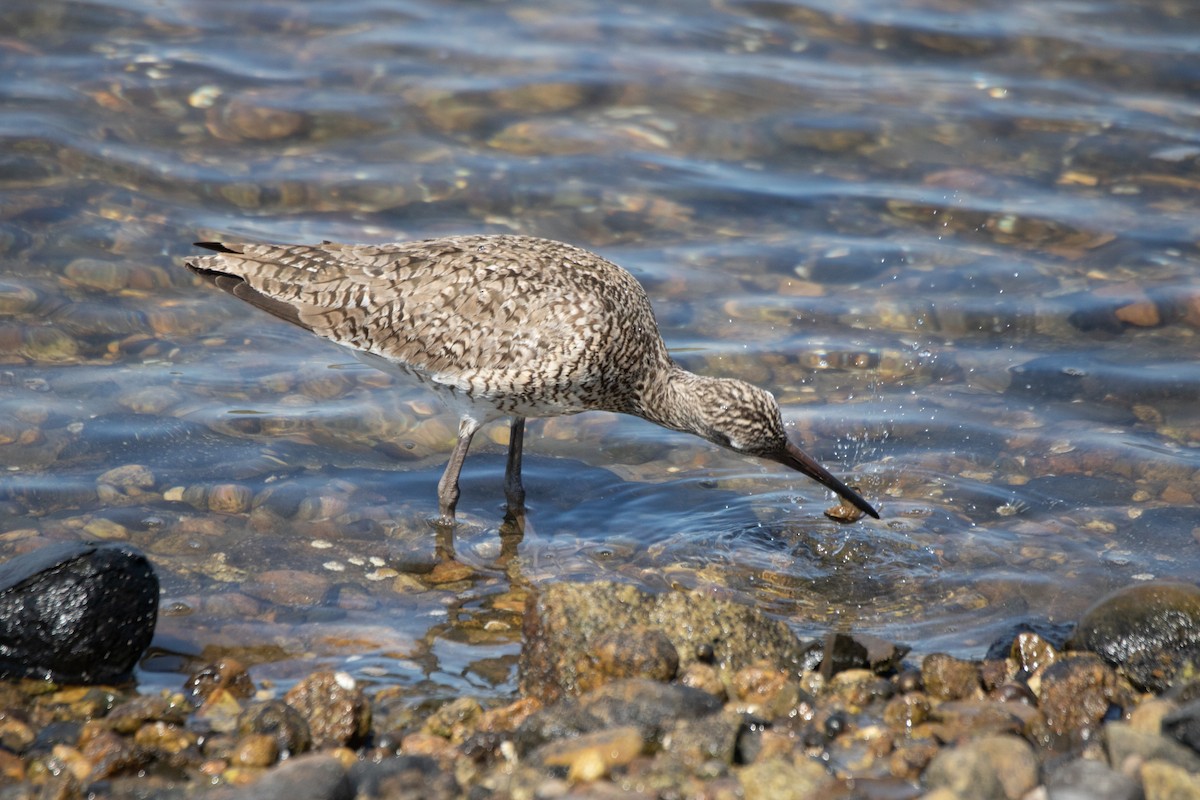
(0, 542), (158, 684)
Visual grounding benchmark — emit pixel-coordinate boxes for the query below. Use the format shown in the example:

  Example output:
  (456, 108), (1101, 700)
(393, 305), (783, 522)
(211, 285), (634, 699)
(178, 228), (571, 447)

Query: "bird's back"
(186, 235), (671, 416)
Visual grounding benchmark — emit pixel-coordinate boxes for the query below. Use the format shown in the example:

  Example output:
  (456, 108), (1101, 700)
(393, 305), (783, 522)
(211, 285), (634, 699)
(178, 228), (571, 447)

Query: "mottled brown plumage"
(185, 234), (878, 522)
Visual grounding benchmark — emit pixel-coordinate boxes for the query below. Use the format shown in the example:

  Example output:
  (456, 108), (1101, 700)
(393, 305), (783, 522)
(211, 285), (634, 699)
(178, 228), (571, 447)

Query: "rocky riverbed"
(1, 578), (1199, 799)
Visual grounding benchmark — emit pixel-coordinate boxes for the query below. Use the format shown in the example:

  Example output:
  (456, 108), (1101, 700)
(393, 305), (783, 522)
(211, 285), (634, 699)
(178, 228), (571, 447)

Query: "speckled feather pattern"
(187, 235), (672, 420)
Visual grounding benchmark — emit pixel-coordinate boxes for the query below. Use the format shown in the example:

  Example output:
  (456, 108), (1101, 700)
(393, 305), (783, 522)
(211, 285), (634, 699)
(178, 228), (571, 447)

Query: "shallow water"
(1, 0), (1198, 702)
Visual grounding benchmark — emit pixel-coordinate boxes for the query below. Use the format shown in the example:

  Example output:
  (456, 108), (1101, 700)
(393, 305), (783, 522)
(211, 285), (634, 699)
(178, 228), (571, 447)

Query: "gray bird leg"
(438, 417), (480, 523)
(504, 416), (526, 514)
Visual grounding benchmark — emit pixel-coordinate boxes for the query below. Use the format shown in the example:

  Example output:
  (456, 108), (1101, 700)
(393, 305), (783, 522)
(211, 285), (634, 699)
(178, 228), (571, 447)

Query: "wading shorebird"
(184, 235), (878, 524)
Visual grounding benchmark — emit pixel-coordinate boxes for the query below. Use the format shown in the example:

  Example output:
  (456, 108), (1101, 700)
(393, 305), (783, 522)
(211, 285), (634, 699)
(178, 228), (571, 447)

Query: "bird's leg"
(503, 416), (527, 516)
(438, 417), (479, 523)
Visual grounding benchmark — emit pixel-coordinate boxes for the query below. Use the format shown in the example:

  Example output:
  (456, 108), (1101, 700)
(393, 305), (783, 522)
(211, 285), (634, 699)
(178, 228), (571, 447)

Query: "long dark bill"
(782, 440), (880, 519)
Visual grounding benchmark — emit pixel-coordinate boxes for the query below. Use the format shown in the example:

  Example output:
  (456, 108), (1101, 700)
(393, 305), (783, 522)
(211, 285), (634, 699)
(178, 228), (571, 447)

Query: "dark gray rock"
(0, 542), (158, 684)
(1069, 581), (1200, 692)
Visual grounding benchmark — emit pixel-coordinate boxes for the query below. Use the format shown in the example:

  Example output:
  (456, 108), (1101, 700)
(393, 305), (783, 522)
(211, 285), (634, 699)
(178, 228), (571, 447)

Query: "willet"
(185, 235), (878, 523)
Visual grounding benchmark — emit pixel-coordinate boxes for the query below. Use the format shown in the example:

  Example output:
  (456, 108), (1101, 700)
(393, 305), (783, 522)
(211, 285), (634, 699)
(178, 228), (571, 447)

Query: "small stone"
(185, 659), (255, 706)
(678, 662), (726, 698)
(1140, 759), (1200, 800)
(1037, 654), (1120, 737)
(923, 734), (1037, 800)
(883, 692), (931, 730)
(922, 653), (982, 701)
(133, 721), (198, 755)
(737, 754), (833, 800)
(284, 671), (371, 749)
(1133, 699), (1180, 735)
(97, 464), (156, 493)
(1012, 631), (1058, 674)
(422, 697), (483, 741)
(536, 725), (644, 783)
(237, 701), (312, 758)
(1106, 723), (1200, 774)
(207, 484), (253, 514)
(232, 733), (280, 767)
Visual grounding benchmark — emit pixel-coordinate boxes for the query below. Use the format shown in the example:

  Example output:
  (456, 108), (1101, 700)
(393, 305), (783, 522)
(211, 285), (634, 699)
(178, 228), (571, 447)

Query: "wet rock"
(1012, 631), (1059, 675)
(207, 483), (254, 515)
(1036, 654), (1121, 739)
(921, 653), (982, 701)
(819, 632), (869, 679)
(1044, 757), (1141, 800)
(983, 620), (1075, 662)
(207, 91), (310, 142)
(20, 325), (79, 362)
(520, 581), (814, 704)
(1105, 722), (1200, 774)
(923, 734), (1038, 800)
(0, 542), (158, 683)
(96, 464), (157, 505)
(232, 733), (279, 768)
(884, 692), (932, 730)
(1163, 699), (1200, 754)
(106, 695), (189, 735)
(421, 696), (483, 742)
(284, 671), (371, 749)
(79, 725), (144, 781)
(222, 752), (352, 800)
(237, 701), (312, 758)
(184, 659), (256, 706)
(1069, 581), (1200, 692)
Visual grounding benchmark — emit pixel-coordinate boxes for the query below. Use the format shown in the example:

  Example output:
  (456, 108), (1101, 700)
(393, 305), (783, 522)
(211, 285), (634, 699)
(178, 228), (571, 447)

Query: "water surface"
(1, 0), (1198, 702)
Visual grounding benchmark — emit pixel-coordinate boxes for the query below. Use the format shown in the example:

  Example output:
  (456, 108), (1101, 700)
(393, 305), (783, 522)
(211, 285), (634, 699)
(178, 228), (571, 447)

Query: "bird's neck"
(635, 364), (715, 437)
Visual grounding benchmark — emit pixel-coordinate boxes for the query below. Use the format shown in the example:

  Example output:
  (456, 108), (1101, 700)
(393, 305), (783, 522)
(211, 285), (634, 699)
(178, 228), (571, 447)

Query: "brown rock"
(421, 697), (483, 742)
(207, 483), (254, 514)
(536, 725), (645, 783)
(237, 700), (312, 758)
(232, 733), (280, 768)
(922, 653), (982, 701)
(285, 671), (371, 749)
(1037, 654), (1119, 737)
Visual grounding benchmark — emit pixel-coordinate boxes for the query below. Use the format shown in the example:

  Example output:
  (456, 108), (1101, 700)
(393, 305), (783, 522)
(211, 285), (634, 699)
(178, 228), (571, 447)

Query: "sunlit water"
(1, 0), (1198, 703)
